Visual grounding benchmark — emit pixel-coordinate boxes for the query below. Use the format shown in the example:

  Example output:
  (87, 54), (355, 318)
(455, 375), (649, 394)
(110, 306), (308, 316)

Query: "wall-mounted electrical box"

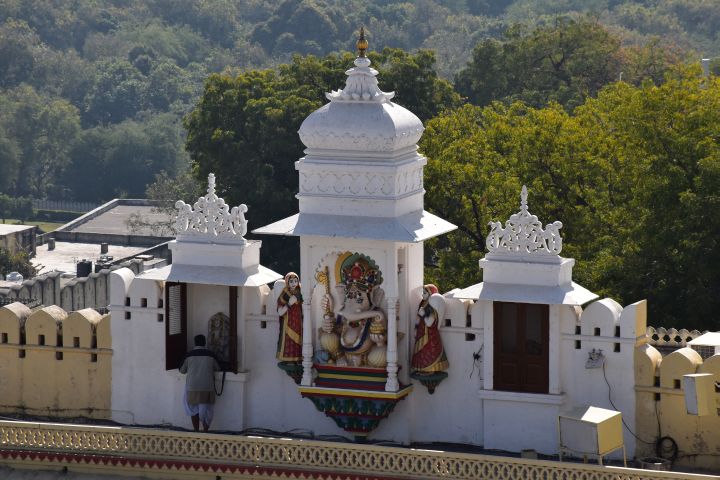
(585, 349), (604, 369)
(683, 373), (715, 416)
(558, 405), (625, 466)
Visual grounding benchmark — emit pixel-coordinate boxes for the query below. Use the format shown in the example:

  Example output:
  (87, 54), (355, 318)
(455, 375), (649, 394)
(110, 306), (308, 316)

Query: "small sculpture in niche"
(319, 253), (386, 368)
(410, 284), (449, 393)
(207, 312), (230, 366)
(275, 272), (303, 383)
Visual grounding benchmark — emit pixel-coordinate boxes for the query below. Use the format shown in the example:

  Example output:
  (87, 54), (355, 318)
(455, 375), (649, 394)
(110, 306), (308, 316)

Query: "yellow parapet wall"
(636, 344), (720, 471)
(0, 420), (717, 480)
(0, 303), (111, 418)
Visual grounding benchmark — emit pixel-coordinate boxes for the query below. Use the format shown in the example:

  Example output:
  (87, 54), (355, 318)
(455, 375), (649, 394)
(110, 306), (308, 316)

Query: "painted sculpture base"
(300, 365), (412, 439)
(277, 361), (303, 384)
(409, 371), (448, 394)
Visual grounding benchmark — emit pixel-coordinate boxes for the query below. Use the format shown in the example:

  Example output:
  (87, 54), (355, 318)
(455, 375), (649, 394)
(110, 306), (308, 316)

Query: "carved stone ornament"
(485, 185), (563, 256)
(174, 173), (248, 241)
(299, 167), (422, 198)
(325, 56), (394, 104)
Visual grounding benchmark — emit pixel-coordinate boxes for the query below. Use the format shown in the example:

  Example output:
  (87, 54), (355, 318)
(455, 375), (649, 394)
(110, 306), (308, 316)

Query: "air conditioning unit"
(688, 333), (720, 360)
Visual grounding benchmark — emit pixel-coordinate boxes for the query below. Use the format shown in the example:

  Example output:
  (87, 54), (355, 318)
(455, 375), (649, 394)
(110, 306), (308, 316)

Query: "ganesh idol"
(320, 254), (387, 368)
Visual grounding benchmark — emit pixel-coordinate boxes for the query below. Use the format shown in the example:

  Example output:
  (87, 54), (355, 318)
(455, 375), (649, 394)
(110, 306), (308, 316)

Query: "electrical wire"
(654, 394), (662, 438)
(601, 359), (656, 445)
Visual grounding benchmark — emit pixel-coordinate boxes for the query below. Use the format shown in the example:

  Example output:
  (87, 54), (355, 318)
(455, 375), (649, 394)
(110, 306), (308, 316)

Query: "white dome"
(298, 56), (424, 154)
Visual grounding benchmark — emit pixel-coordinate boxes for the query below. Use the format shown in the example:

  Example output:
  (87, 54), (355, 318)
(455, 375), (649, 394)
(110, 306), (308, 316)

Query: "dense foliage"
(0, 0), (718, 329)
(0, 0), (712, 201)
(455, 18), (681, 110)
(0, 248), (36, 279)
(422, 67), (720, 330)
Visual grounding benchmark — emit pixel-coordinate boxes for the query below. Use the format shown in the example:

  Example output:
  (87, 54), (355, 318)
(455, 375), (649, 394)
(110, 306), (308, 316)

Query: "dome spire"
(325, 26), (394, 103)
(357, 27), (368, 58)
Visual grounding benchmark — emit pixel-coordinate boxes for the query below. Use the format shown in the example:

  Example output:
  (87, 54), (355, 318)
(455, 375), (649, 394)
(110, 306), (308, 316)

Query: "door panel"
(165, 282), (187, 370)
(493, 302), (549, 393)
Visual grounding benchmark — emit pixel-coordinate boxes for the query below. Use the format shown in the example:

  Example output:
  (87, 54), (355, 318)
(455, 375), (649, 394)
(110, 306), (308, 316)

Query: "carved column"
(385, 296), (399, 392)
(300, 242), (313, 386)
(301, 301), (313, 385)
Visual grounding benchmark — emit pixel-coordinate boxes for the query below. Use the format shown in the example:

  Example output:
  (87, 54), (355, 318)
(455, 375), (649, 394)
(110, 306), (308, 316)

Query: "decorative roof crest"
(485, 185), (563, 257)
(325, 27), (395, 104)
(174, 173), (248, 242)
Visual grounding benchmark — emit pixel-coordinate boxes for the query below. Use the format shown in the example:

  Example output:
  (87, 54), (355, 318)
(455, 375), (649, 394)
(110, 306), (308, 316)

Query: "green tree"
(10, 197), (34, 223)
(455, 18), (623, 110)
(185, 67), (317, 270)
(0, 86), (81, 198)
(126, 170), (203, 236)
(422, 67), (720, 331)
(65, 113), (189, 201)
(0, 194), (11, 223)
(0, 248), (36, 279)
(84, 59), (146, 125)
(0, 129), (21, 193)
(0, 19), (39, 88)
(145, 61), (196, 111)
(574, 67), (720, 331)
(372, 48), (462, 121)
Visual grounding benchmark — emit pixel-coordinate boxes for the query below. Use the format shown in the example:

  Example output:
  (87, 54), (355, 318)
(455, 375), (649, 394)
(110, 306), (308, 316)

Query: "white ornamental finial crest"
(325, 29), (394, 104)
(485, 185), (563, 256)
(174, 173), (248, 242)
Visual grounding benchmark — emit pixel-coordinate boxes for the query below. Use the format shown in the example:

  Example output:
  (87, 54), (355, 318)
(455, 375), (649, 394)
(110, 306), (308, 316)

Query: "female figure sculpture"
(276, 272), (303, 363)
(411, 284), (449, 392)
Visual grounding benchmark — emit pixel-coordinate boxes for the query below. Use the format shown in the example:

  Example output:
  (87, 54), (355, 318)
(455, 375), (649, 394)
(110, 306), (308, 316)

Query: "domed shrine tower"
(255, 30), (456, 436)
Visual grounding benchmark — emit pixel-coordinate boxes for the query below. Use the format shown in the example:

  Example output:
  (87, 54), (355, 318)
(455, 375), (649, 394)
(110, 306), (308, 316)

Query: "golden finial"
(356, 27), (368, 58)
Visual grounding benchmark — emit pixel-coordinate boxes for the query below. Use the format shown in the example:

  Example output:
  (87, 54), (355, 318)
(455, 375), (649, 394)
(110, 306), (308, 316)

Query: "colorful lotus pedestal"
(410, 371), (448, 394)
(299, 364), (412, 439)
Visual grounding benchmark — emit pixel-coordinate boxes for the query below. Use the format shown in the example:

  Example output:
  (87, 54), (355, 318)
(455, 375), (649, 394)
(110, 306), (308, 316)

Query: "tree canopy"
(422, 67), (720, 330)
(0, 0), (717, 332)
(454, 18), (681, 110)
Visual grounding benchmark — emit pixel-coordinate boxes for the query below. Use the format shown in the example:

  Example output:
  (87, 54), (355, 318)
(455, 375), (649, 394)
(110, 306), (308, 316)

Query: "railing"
(32, 199), (99, 213)
(0, 420), (716, 480)
(646, 326), (708, 349)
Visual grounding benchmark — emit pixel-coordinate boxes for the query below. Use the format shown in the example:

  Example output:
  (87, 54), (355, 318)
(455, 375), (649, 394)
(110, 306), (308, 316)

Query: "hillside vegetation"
(0, 1), (718, 330)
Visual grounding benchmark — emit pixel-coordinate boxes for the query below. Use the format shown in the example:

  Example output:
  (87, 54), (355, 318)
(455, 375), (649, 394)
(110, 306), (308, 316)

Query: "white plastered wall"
(108, 269), (642, 455)
(559, 299), (644, 458)
(110, 269), (262, 431)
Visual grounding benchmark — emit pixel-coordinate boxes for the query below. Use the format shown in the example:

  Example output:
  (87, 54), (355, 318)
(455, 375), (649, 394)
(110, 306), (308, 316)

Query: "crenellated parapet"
(634, 341), (720, 469)
(0, 258), (144, 312)
(646, 326), (707, 350)
(0, 302), (111, 418)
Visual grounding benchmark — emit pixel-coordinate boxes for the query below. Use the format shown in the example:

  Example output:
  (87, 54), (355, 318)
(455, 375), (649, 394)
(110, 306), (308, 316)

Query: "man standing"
(179, 334), (221, 432)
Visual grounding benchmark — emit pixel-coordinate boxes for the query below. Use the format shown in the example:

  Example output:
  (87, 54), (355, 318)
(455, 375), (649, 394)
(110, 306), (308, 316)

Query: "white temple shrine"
(107, 32), (650, 458)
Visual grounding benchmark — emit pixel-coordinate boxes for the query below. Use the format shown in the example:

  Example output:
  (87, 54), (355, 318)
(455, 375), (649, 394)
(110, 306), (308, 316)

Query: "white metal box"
(683, 373), (715, 416)
(558, 406), (623, 456)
